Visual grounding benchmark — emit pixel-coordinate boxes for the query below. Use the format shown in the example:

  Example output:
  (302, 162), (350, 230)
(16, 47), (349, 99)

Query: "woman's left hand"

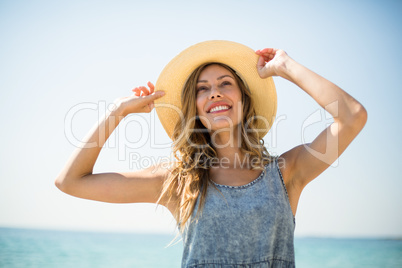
(255, 48), (289, 78)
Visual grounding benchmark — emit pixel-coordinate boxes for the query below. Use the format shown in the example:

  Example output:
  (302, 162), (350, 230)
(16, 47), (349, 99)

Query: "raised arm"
(55, 83), (172, 207)
(256, 48), (367, 214)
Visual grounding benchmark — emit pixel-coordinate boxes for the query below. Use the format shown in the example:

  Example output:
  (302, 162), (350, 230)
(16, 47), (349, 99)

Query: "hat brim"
(154, 40), (277, 140)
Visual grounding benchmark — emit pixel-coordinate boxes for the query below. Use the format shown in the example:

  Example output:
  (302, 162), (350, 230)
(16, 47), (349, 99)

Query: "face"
(195, 64), (243, 133)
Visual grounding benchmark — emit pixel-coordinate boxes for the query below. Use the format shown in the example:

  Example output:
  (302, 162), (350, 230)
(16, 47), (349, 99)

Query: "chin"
(208, 121), (242, 135)
(201, 114), (240, 129)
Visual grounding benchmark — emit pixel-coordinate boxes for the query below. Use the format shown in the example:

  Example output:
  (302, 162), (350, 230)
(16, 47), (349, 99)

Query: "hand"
(255, 48), (289, 78)
(112, 81), (165, 116)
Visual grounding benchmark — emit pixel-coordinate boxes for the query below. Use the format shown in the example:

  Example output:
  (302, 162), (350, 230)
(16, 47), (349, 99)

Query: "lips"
(207, 102), (232, 113)
(209, 105), (231, 113)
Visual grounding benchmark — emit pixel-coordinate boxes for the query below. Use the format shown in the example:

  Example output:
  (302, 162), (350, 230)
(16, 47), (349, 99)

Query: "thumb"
(142, 91), (165, 103)
(256, 56), (268, 78)
(257, 55), (266, 70)
(137, 91), (165, 113)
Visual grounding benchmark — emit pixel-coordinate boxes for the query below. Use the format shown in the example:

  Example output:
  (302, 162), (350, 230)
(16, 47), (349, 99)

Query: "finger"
(138, 90), (165, 103)
(140, 91), (165, 112)
(139, 86), (150, 96)
(150, 90), (165, 99)
(261, 55), (270, 62)
(257, 48), (267, 55)
(137, 92), (164, 112)
(132, 87), (142, 96)
(147, 81), (155, 94)
(260, 48), (274, 54)
(259, 48), (276, 58)
(257, 55), (266, 69)
(256, 49), (275, 61)
(147, 91), (165, 102)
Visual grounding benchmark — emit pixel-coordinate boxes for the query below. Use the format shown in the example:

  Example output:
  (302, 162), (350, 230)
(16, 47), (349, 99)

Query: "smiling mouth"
(208, 105), (231, 113)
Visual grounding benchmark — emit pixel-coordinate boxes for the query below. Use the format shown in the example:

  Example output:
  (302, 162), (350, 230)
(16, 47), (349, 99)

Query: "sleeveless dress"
(181, 158), (296, 268)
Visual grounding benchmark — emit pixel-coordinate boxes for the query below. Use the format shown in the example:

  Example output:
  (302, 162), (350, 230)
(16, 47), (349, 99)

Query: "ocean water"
(0, 228), (182, 268)
(0, 227), (401, 268)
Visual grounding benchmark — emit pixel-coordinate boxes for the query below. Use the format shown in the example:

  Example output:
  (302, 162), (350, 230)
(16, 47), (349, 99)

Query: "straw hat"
(154, 40), (277, 139)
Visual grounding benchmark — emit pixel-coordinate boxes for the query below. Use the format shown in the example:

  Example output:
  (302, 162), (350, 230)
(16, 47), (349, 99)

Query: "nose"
(208, 85), (222, 100)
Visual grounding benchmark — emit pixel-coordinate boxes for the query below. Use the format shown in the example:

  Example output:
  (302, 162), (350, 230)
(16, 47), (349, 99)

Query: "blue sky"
(0, 0), (401, 237)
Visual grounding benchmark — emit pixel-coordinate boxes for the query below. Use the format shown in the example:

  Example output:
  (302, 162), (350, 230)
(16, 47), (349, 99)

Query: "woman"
(55, 41), (367, 267)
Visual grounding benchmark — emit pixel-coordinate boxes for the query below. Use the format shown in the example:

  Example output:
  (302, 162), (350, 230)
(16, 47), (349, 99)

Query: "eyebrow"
(197, 75), (235, 84)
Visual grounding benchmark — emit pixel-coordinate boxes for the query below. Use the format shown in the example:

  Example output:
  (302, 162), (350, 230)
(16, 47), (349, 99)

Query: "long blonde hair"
(157, 63), (273, 231)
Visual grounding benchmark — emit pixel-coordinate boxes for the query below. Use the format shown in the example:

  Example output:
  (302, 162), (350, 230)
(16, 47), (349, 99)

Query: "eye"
(220, 81), (232, 86)
(197, 86), (208, 92)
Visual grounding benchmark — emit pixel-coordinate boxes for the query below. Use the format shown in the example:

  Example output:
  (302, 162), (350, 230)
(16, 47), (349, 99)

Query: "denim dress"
(181, 158), (296, 268)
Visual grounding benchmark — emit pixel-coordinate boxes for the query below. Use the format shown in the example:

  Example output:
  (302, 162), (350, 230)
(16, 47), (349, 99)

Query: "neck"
(211, 127), (251, 169)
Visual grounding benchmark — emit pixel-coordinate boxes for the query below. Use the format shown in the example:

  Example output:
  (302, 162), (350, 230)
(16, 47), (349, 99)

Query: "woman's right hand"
(113, 81), (165, 116)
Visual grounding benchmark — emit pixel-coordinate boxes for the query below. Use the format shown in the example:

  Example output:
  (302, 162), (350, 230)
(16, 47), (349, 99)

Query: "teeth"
(209, 105), (230, 113)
